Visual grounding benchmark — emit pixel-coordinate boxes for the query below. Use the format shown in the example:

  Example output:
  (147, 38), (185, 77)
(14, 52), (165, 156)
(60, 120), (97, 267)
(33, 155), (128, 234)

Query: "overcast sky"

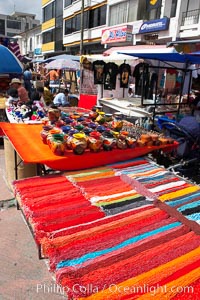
(0, 0), (42, 21)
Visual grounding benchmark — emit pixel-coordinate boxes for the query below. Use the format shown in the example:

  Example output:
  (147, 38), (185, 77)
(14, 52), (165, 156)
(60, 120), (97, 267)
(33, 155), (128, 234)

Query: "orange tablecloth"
(0, 122), (177, 171)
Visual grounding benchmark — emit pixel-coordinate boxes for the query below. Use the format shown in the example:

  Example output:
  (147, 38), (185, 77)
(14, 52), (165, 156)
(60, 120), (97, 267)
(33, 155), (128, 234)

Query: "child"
(6, 88), (19, 106)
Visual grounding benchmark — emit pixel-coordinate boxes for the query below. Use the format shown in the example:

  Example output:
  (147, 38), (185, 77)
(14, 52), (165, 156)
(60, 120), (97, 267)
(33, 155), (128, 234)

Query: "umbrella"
(43, 54), (80, 63)
(31, 57), (45, 63)
(0, 45), (23, 74)
(44, 58), (80, 71)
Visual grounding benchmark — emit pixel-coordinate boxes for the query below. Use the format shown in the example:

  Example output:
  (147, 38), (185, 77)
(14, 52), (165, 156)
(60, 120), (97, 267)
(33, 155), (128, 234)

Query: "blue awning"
(118, 49), (200, 65)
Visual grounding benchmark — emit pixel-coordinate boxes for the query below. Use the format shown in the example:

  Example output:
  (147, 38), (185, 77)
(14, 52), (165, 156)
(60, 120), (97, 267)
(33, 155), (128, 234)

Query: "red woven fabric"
(56, 226), (189, 283)
(173, 277), (200, 299)
(50, 205), (154, 239)
(58, 228), (198, 298)
(47, 210), (169, 267)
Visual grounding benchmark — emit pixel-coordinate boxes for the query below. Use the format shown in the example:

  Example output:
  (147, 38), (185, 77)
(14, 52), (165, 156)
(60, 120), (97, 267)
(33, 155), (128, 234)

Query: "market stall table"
(13, 157), (200, 298)
(0, 122), (177, 172)
(98, 97), (153, 119)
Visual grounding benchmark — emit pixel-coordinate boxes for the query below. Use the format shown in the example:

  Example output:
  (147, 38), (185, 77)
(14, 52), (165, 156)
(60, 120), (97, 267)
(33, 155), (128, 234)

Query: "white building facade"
(61, 0), (200, 54)
(0, 12), (40, 38)
(0, 11), (41, 61)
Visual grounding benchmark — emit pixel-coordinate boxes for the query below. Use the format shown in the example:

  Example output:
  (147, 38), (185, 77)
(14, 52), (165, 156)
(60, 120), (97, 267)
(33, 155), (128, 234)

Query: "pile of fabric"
(13, 157), (200, 299)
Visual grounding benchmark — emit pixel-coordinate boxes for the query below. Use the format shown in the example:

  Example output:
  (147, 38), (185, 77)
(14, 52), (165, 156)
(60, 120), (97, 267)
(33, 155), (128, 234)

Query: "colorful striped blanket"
(13, 157), (200, 299)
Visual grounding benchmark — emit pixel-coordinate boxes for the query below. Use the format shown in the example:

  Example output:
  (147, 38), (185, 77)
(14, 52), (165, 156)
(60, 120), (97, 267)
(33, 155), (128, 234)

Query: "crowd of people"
(5, 65), (71, 114)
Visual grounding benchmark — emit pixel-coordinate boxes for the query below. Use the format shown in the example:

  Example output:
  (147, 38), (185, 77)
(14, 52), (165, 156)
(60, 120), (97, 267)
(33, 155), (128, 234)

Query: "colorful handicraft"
(41, 107), (176, 156)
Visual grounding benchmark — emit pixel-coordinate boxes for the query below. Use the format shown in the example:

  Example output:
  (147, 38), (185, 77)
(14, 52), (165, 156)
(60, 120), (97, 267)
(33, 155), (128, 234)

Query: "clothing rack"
(137, 63), (192, 123)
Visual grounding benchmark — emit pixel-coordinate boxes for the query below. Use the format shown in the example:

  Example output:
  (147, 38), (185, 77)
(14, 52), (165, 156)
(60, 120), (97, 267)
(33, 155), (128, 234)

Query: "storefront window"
(65, 19), (72, 35)
(128, 0), (137, 22)
(109, 2), (128, 26)
(64, 0), (73, 7)
(89, 5), (106, 28)
(30, 38), (33, 51)
(171, 0), (178, 17)
(148, 8), (161, 20)
(137, 0), (161, 20)
(72, 14), (81, 32)
(55, 0), (63, 17)
(64, 6), (105, 35)
(42, 29), (55, 43)
(7, 20), (21, 30)
(43, 2), (55, 22)
(0, 19), (5, 35)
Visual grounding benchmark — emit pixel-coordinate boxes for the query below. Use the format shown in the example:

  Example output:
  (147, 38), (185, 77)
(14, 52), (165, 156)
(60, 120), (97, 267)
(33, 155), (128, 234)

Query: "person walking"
(23, 66), (33, 98)
(46, 69), (59, 93)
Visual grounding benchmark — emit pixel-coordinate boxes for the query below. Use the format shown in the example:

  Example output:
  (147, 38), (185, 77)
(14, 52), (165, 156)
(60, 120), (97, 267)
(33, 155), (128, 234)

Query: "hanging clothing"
(133, 62), (149, 96)
(165, 69), (176, 92)
(93, 60), (106, 84)
(104, 62), (119, 90)
(119, 63), (131, 88)
(148, 72), (158, 99)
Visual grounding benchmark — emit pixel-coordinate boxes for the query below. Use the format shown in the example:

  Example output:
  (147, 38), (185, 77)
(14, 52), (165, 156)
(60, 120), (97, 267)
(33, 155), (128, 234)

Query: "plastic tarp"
(178, 116), (200, 140)
(118, 48), (200, 66)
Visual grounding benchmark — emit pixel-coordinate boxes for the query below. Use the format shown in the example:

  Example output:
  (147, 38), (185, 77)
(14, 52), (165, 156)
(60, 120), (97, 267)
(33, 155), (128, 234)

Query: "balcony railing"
(181, 9), (200, 26)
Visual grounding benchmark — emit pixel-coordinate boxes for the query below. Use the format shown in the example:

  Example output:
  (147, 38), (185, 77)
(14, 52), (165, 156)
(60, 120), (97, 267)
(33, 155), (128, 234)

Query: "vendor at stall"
(43, 81), (54, 106)
(8, 78), (29, 104)
(53, 88), (70, 107)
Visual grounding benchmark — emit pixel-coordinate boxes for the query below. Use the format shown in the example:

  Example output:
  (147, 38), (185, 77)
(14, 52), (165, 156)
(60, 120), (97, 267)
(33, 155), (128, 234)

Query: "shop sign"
(101, 25), (133, 44)
(132, 20), (143, 34)
(139, 17), (169, 34)
(34, 48), (42, 55)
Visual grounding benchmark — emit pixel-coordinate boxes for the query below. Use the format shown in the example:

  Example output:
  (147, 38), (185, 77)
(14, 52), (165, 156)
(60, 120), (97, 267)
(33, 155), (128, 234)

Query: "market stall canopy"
(0, 45), (23, 74)
(43, 54), (80, 63)
(81, 53), (138, 66)
(44, 58), (80, 71)
(117, 47), (200, 66)
(103, 45), (167, 56)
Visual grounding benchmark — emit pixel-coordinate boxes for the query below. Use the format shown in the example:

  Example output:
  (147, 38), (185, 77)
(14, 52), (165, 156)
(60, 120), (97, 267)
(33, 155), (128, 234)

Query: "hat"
(10, 78), (22, 85)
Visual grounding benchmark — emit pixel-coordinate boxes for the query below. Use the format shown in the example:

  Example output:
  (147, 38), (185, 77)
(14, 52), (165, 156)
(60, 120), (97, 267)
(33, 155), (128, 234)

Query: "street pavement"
(0, 142), (66, 300)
